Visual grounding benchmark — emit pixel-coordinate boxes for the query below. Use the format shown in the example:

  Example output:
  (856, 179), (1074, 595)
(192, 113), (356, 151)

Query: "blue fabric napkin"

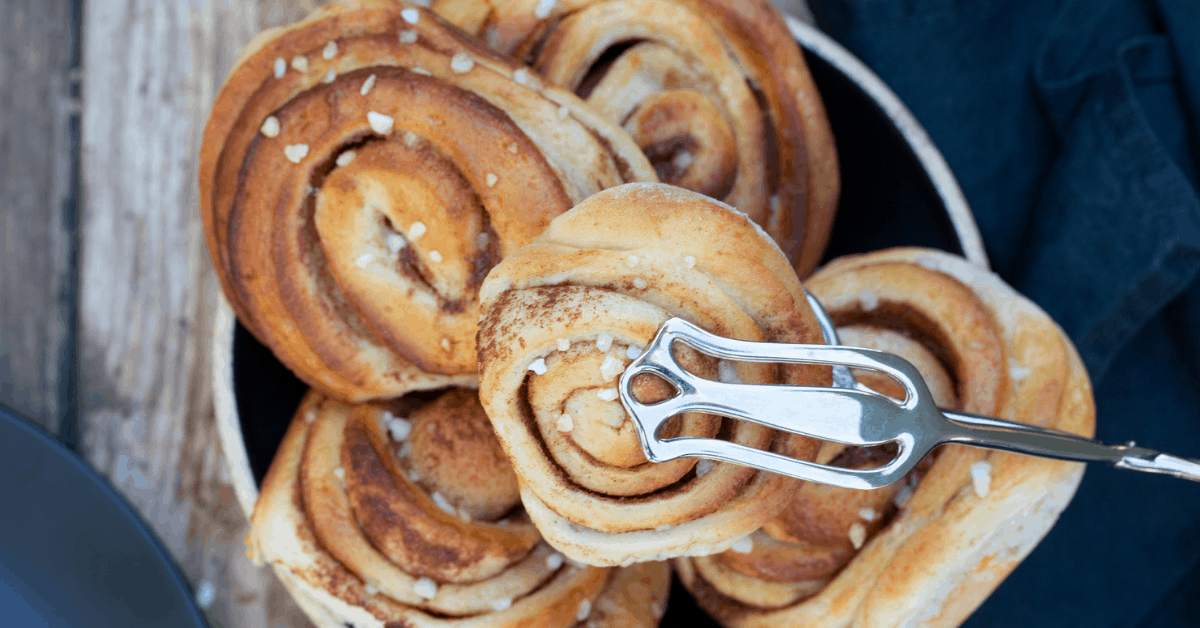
(809, 0), (1200, 625)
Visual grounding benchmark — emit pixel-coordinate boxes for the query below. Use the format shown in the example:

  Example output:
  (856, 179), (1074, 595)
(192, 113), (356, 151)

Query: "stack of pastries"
(200, 1), (1094, 627)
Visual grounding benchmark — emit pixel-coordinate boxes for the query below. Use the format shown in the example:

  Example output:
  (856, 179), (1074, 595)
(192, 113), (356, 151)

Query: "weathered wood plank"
(259, 0), (326, 28)
(80, 1), (308, 626)
(0, 0), (78, 436)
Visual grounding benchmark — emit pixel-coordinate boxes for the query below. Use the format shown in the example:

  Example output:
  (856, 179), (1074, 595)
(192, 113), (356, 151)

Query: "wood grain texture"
(79, 1), (308, 626)
(0, 0), (78, 435)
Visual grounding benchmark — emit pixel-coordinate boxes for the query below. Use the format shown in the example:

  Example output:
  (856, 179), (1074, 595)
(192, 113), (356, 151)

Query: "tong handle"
(655, 437), (906, 490)
(940, 410), (1200, 482)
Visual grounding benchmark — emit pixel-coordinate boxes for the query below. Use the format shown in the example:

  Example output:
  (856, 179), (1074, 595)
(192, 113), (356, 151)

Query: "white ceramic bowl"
(212, 18), (988, 627)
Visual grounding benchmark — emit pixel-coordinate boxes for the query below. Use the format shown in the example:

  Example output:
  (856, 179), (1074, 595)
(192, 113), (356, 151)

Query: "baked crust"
(248, 389), (671, 627)
(199, 0), (656, 402)
(476, 182), (830, 566)
(676, 248), (1096, 628)
(433, 0), (839, 275)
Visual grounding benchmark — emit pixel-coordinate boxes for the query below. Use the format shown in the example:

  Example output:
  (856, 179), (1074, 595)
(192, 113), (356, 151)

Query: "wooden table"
(0, 0), (810, 626)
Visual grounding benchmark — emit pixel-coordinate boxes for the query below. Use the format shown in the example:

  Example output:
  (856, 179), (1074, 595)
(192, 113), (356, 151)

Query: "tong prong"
(650, 436), (913, 490)
(620, 317), (938, 489)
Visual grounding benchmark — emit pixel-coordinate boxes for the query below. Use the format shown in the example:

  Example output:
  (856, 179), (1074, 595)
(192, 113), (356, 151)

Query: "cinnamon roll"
(199, 0), (656, 402)
(677, 248), (1096, 628)
(434, 0), (840, 275)
(476, 182), (830, 566)
(248, 388), (671, 627)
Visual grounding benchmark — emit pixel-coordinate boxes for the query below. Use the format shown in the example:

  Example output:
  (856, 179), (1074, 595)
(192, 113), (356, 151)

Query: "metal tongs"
(618, 291), (1200, 489)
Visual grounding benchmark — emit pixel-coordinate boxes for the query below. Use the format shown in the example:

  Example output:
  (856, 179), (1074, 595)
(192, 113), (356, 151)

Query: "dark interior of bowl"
(234, 46), (966, 626)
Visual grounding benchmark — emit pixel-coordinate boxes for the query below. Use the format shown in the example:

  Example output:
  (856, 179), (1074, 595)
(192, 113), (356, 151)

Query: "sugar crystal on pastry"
(431, 491), (455, 514)
(450, 52), (475, 74)
(412, 578), (436, 599)
(384, 233), (406, 253)
(259, 116), (279, 138)
(972, 460), (993, 497)
(848, 522), (867, 549)
(383, 412), (410, 441)
(366, 110), (392, 134)
(858, 288), (879, 311)
(1011, 363), (1032, 380)
(598, 355), (623, 382)
(407, 221), (426, 240)
(282, 143), (307, 163)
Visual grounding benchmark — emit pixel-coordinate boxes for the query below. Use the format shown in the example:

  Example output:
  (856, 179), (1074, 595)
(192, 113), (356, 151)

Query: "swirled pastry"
(248, 388), (671, 627)
(677, 248), (1096, 628)
(476, 182), (830, 566)
(434, 0), (839, 275)
(199, 0), (656, 402)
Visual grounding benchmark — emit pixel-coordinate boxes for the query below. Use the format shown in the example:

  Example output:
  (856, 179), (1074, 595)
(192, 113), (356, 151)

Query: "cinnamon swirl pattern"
(248, 388), (671, 627)
(199, 0), (656, 402)
(677, 248), (1096, 628)
(476, 183), (830, 567)
(435, 0), (840, 275)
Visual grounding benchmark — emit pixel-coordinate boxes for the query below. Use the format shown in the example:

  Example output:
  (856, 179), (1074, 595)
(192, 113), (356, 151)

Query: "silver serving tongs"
(618, 291), (1200, 489)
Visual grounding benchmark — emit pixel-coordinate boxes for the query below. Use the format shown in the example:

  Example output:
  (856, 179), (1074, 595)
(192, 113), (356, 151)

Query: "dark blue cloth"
(809, 0), (1200, 625)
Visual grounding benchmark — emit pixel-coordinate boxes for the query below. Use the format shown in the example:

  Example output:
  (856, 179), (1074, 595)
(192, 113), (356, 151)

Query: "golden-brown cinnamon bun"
(434, 0), (839, 275)
(248, 388), (671, 627)
(677, 248), (1096, 628)
(476, 182), (830, 566)
(199, 0), (657, 402)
